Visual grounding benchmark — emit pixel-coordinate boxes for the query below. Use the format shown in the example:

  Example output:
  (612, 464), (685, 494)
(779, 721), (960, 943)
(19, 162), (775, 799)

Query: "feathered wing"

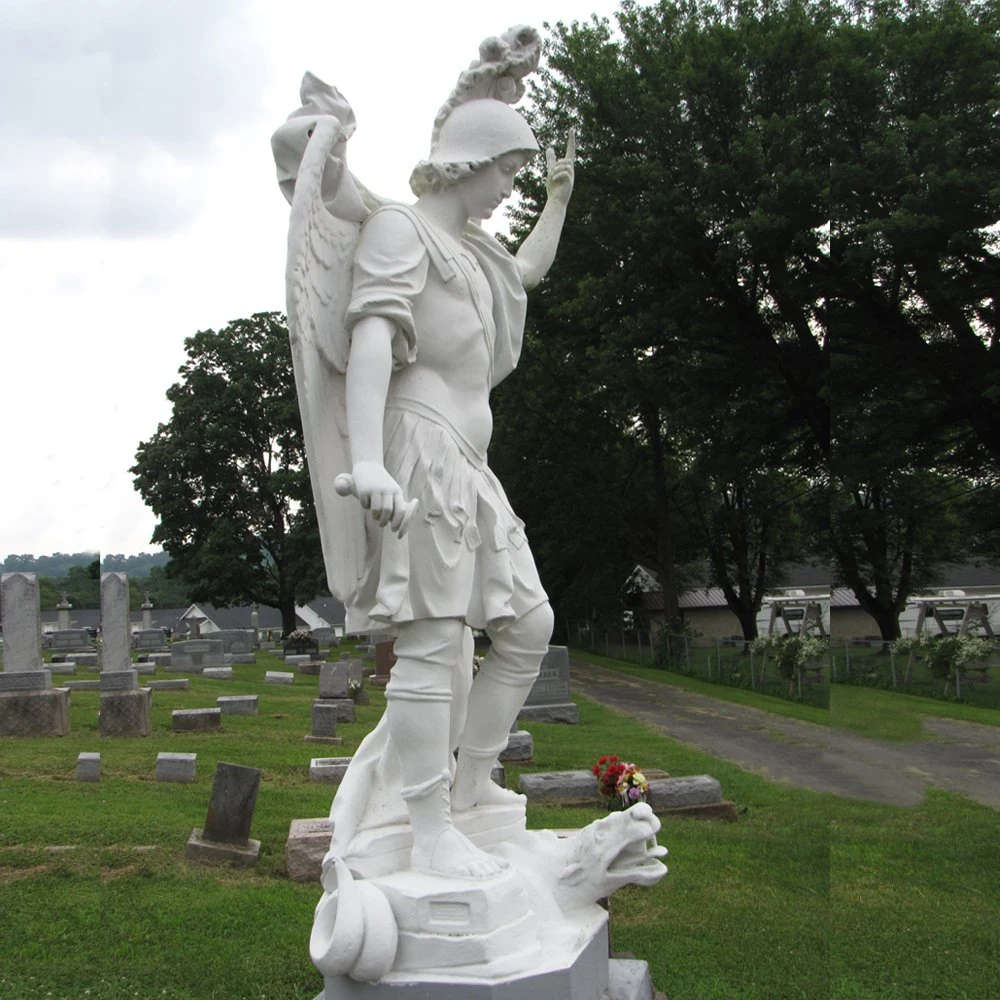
(285, 115), (366, 604)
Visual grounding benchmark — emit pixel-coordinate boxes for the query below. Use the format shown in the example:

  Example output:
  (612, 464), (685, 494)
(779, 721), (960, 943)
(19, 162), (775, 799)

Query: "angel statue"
(273, 27), (665, 991)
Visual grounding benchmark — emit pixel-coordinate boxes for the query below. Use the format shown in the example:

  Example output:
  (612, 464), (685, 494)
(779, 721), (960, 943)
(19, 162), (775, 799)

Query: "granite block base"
(0, 688), (71, 737)
(99, 688), (152, 737)
(185, 828), (261, 866)
(517, 703), (580, 724)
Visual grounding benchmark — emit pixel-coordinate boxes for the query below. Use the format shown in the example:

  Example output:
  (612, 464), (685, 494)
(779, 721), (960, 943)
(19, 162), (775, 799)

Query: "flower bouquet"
(592, 755), (649, 811)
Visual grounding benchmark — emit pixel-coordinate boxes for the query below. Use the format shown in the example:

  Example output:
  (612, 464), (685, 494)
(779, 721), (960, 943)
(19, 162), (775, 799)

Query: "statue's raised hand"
(545, 129), (576, 206)
(336, 463), (419, 537)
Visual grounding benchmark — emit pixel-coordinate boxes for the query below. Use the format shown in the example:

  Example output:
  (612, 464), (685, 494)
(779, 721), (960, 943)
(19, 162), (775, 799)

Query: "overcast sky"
(0, 0), (630, 560)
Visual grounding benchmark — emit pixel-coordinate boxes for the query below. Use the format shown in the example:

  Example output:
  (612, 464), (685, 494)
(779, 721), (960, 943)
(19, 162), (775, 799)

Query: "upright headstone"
(141, 595), (154, 630)
(169, 640), (226, 671)
(517, 645), (580, 724)
(186, 761), (262, 865)
(49, 630), (95, 654)
(135, 629), (169, 652)
(100, 572), (131, 672)
(372, 639), (396, 686)
(57, 595), (73, 631)
(1, 573), (43, 670)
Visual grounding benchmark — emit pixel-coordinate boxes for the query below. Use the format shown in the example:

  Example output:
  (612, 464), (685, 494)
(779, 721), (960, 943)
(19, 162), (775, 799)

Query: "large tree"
(132, 313), (326, 635)
(496, 0), (831, 629)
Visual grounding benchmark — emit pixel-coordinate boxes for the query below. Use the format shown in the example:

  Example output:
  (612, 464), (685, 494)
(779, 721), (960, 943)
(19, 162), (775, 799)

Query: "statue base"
(317, 905), (610, 999)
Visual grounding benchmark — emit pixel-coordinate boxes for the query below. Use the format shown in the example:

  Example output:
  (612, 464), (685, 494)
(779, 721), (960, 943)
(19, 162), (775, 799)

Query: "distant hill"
(101, 552), (169, 574)
(1, 552), (100, 578)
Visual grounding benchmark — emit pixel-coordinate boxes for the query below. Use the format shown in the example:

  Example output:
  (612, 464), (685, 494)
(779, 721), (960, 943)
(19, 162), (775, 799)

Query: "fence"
(567, 622), (829, 707)
(832, 638), (1000, 707)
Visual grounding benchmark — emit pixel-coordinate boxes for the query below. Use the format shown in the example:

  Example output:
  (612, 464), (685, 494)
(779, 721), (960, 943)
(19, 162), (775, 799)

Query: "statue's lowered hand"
(336, 465), (419, 537)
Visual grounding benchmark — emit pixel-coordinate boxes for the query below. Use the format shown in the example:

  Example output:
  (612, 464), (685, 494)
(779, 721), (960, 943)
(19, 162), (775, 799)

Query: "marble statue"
(273, 26), (666, 997)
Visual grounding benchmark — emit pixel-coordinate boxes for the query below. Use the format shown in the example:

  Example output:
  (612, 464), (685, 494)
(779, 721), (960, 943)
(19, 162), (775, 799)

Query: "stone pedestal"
(99, 688), (152, 737)
(316, 902), (609, 1000)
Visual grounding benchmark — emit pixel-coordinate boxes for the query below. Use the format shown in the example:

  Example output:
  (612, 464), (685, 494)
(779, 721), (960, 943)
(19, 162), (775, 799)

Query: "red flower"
(592, 764), (601, 775)
(610, 755), (618, 763)
(598, 755), (608, 764)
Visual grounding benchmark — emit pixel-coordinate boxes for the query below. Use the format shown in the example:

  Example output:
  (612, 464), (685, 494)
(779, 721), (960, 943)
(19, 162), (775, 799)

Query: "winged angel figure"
(271, 25), (646, 984)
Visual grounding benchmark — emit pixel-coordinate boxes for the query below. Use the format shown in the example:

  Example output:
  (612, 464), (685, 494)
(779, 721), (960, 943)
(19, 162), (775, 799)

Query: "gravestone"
(208, 629), (256, 655)
(499, 730), (534, 763)
(76, 752), (101, 782)
(283, 635), (319, 659)
(312, 627), (340, 649)
(285, 817), (335, 883)
(318, 662), (350, 699)
(186, 761), (262, 866)
(309, 756), (352, 783)
(218, 695), (258, 716)
(266, 671), (295, 685)
(1, 573), (43, 670)
(156, 752), (196, 783)
(169, 640), (225, 671)
(372, 639), (396, 686)
(100, 572), (131, 671)
(202, 667), (234, 680)
(518, 771), (602, 806)
(49, 629), (95, 654)
(305, 701), (344, 744)
(171, 708), (222, 732)
(135, 629), (169, 652)
(148, 678), (189, 691)
(98, 669), (152, 737)
(517, 645), (580, 724)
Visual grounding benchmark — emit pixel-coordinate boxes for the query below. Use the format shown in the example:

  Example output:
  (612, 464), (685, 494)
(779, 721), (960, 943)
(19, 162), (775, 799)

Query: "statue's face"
(456, 152), (530, 220)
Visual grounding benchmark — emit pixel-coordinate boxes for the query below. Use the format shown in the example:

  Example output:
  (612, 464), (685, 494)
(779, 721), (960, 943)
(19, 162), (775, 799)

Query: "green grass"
(1, 649), (999, 998)
(571, 648), (831, 724)
(576, 648), (1000, 742)
(833, 642), (1000, 709)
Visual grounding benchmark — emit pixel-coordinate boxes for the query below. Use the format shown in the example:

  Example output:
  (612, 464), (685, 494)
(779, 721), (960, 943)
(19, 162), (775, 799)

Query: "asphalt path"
(569, 660), (1000, 809)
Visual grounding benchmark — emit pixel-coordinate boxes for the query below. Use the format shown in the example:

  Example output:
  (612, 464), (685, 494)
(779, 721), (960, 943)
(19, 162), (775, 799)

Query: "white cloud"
(0, 0), (628, 557)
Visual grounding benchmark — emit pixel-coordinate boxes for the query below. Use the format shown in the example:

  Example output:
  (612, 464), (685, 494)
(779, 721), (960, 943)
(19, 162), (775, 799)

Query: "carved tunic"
(344, 206), (546, 631)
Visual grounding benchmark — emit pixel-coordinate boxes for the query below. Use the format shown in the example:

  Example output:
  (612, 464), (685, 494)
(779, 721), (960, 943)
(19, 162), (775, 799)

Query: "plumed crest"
(429, 25), (541, 151)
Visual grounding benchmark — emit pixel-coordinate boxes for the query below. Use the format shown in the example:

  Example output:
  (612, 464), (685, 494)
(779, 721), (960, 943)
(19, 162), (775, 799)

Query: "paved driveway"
(569, 660), (1000, 809)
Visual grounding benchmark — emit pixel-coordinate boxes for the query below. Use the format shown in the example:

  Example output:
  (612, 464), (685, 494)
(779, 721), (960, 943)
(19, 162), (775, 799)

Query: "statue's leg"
(387, 617), (507, 878)
(452, 601), (554, 811)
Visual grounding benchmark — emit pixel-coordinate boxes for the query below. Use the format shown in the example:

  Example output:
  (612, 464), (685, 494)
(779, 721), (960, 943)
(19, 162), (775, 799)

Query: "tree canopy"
(489, 0), (1000, 640)
(131, 313), (326, 634)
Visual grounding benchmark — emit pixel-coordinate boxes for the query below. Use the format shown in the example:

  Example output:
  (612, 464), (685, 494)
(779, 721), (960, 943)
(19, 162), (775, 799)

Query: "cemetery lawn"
(1, 652), (997, 999)
(573, 649), (1000, 741)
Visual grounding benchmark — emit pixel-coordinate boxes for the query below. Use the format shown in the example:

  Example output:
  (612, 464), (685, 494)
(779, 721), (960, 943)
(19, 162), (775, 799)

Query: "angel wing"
(284, 115), (366, 604)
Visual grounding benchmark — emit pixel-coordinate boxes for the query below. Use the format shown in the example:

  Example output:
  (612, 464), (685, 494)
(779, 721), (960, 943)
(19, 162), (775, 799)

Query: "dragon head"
(556, 802), (668, 908)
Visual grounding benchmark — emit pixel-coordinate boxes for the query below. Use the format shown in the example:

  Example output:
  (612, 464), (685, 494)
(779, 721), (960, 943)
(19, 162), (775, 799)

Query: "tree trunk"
(280, 596), (298, 638)
(737, 608), (759, 643)
(641, 403), (679, 625)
